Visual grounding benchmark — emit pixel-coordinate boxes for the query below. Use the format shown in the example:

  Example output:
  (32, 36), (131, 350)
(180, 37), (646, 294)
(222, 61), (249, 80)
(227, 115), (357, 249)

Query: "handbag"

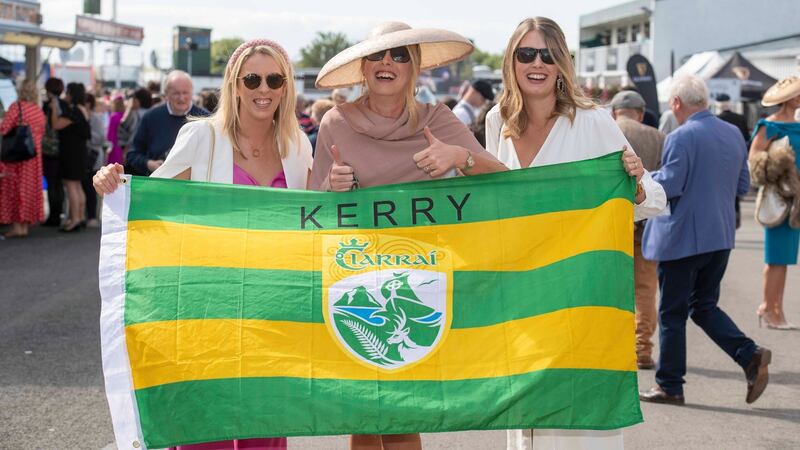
(754, 185), (790, 228)
(1, 103), (36, 162)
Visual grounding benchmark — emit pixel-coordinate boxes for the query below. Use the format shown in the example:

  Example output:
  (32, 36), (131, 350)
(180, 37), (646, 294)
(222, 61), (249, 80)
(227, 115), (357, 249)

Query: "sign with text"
(75, 15), (143, 45)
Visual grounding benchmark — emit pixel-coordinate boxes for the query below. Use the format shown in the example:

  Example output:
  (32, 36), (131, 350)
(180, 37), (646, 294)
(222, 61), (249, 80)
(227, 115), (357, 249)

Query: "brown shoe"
(744, 347), (771, 404)
(637, 356), (655, 370)
(639, 386), (685, 406)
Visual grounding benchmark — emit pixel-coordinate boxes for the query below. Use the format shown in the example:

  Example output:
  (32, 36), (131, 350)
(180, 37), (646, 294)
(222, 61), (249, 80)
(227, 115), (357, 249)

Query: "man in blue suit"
(639, 75), (771, 406)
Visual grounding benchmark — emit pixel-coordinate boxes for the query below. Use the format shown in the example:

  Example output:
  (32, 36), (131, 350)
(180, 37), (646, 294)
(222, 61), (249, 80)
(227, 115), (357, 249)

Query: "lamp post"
(185, 37), (197, 75)
(112, 0), (121, 89)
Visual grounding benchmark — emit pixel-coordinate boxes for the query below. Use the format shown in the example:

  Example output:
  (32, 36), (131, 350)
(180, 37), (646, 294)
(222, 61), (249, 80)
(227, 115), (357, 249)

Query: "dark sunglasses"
(239, 73), (286, 90)
(515, 47), (555, 65)
(365, 46), (411, 63)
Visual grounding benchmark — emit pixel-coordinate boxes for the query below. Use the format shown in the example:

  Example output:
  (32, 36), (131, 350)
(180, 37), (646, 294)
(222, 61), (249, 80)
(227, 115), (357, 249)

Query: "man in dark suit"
(639, 75), (771, 406)
(716, 93), (750, 228)
(716, 93), (750, 143)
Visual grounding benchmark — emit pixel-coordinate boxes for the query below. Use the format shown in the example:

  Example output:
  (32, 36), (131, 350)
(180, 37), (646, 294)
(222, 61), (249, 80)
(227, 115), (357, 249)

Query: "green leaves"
(211, 38), (245, 75)
(298, 31), (353, 68)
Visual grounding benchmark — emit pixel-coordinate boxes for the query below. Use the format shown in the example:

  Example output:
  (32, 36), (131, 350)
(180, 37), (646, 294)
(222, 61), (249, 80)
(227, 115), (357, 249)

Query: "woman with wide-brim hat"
(309, 21), (506, 193)
(308, 21), (507, 450)
(750, 75), (800, 329)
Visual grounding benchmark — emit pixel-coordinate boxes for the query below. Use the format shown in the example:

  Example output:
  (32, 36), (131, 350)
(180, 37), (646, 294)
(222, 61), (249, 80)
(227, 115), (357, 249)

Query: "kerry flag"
(99, 152), (642, 449)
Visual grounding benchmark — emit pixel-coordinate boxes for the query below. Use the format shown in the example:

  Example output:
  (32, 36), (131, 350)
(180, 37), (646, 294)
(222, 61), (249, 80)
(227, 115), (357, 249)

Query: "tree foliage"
(298, 32), (353, 68)
(211, 38), (245, 75)
(471, 48), (504, 71)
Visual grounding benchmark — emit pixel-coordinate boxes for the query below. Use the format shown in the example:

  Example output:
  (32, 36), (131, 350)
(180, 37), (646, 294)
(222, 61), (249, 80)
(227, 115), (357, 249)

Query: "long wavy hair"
(211, 45), (300, 158)
(498, 17), (595, 139)
(358, 44), (422, 128)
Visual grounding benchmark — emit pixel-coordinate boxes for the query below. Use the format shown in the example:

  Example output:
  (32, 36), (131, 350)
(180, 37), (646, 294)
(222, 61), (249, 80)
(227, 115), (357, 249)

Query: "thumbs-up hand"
(413, 126), (469, 178)
(327, 144), (357, 191)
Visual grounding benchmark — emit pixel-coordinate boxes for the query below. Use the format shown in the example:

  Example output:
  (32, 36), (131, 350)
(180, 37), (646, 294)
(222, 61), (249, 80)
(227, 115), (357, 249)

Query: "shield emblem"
(732, 66), (750, 81)
(636, 62), (648, 77)
(322, 236), (451, 371)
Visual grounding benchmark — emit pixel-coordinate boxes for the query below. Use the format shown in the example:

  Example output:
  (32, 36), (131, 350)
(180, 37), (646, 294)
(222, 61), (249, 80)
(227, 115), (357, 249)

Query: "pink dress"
(172, 164), (288, 450)
(107, 111), (124, 165)
(232, 163), (287, 188)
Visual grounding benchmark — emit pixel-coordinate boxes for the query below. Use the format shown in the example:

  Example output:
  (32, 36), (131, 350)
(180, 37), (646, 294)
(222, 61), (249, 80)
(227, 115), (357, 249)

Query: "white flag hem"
(99, 176), (146, 450)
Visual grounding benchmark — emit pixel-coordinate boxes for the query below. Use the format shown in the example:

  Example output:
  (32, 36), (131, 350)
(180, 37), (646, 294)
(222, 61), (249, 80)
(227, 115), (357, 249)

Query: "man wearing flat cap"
(453, 79), (494, 126)
(610, 90), (665, 370)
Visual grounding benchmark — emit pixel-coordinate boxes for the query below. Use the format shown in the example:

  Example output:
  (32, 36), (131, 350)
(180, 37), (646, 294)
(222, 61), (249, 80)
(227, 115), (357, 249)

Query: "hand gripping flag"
(99, 152), (642, 449)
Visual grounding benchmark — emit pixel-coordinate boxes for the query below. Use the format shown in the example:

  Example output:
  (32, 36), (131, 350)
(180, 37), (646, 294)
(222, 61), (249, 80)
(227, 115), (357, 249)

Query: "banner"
(100, 152), (641, 449)
(626, 54), (660, 117)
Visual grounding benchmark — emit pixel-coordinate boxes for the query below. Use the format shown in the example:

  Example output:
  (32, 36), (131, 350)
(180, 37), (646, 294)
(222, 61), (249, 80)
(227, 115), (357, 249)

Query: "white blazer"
(151, 119), (313, 189)
(485, 105), (667, 222)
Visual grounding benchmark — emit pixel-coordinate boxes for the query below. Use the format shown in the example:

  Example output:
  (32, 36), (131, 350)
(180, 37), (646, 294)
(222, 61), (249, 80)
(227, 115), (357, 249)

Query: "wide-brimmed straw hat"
(762, 76), (800, 107)
(315, 21), (474, 89)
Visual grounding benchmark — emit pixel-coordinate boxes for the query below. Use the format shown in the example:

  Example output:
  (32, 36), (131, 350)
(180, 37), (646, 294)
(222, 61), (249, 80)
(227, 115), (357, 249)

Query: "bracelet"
(635, 181), (644, 197)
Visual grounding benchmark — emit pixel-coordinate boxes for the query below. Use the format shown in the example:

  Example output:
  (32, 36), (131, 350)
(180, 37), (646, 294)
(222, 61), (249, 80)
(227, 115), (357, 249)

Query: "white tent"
(657, 51), (727, 102)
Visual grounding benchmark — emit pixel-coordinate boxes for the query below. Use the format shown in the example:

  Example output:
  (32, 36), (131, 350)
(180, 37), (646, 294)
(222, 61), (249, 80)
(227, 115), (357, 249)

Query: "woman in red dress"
(0, 80), (46, 238)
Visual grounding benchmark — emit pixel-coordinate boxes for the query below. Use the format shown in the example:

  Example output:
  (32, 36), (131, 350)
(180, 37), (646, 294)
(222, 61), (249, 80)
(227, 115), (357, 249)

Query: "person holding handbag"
(94, 39), (313, 449)
(749, 75), (800, 329)
(0, 80), (46, 238)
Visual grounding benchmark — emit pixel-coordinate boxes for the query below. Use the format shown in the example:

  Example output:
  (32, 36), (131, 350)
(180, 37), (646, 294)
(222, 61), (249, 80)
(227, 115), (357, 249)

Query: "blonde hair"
(17, 79), (37, 103)
(311, 98), (335, 122)
(498, 17), (595, 139)
(210, 45), (300, 158)
(358, 44), (422, 128)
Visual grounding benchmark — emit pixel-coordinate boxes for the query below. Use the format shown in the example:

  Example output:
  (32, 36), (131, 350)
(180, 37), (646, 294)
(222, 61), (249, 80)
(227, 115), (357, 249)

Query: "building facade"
(577, 0), (800, 87)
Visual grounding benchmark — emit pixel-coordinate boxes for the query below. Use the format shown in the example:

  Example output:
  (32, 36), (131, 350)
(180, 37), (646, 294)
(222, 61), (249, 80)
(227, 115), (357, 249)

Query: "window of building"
(643, 21), (651, 39)
(617, 26), (627, 44)
(631, 24), (640, 42)
(600, 30), (611, 46)
(585, 52), (595, 73)
(607, 48), (618, 71)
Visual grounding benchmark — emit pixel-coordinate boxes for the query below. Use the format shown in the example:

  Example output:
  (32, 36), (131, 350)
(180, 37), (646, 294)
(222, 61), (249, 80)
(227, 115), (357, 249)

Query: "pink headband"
(227, 39), (290, 74)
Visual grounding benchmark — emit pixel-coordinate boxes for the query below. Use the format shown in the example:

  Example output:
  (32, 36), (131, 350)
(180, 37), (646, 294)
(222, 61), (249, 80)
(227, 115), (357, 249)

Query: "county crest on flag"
(99, 152), (642, 449)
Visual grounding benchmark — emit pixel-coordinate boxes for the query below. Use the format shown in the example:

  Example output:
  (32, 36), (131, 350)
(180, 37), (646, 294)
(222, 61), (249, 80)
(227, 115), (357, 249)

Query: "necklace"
(246, 133), (272, 158)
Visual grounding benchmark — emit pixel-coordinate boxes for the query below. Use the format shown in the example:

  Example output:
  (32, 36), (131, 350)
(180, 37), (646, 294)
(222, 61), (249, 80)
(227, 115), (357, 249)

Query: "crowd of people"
(1, 13), (798, 450)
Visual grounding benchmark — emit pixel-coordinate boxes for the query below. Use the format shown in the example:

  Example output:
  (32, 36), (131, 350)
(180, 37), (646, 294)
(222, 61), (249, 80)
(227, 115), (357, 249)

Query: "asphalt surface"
(1, 199), (798, 449)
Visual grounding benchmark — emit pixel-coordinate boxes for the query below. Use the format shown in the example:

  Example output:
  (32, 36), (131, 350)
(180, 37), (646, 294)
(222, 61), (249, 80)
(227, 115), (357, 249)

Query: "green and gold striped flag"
(100, 152), (642, 449)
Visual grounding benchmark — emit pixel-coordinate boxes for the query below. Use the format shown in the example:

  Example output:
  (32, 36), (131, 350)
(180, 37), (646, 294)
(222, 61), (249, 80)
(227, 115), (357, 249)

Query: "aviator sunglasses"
(365, 46), (411, 63)
(515, 47), (555, 65)
(239, 73), (286, 90)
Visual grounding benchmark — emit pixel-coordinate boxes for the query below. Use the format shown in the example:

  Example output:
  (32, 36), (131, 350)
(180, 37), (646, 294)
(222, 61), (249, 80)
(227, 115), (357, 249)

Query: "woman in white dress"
(484, 17), (667, 450)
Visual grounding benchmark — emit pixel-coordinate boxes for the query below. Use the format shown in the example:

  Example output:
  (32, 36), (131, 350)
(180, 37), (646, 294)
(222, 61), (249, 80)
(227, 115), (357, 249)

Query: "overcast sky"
(40, 0), (629, 68)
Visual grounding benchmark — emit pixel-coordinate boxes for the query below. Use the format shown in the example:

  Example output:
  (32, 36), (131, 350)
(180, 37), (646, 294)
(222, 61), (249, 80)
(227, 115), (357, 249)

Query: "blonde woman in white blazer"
(488, 18), (666, 450)
(93, 38), (312, 450)
(94, 38), (312, 194)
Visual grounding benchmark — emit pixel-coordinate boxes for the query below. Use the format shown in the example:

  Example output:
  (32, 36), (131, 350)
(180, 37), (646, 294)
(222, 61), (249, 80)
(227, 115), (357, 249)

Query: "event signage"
(75, 15), (143, 45)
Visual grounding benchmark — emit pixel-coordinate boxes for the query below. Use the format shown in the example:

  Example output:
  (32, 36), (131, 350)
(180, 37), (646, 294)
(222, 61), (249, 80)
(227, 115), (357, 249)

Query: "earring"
(556, 75), (566, 94)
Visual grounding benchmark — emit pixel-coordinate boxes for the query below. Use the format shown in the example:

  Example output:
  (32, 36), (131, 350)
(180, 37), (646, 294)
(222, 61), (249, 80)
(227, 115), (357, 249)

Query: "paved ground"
(1, 199), (798, 449)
